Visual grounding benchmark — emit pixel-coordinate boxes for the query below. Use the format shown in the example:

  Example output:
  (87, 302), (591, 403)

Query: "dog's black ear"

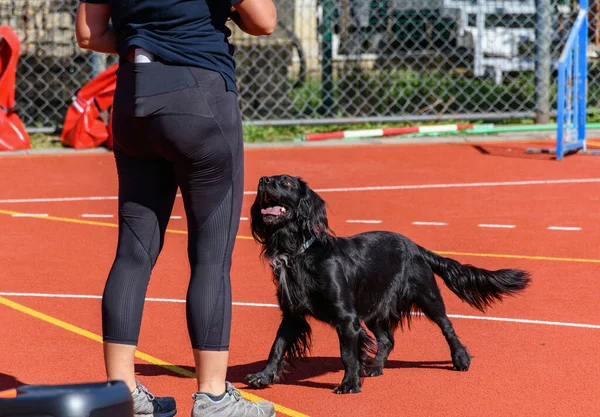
(250, 197), (267, 244)
(297, 179), (333, 241)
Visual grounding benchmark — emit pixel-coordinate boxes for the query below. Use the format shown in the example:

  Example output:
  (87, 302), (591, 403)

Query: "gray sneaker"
(191, 382), (275, 417)
(132, 379), (177, 417)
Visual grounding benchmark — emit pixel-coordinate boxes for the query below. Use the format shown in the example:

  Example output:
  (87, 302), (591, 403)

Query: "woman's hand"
(75, 3), (117, 54)
(230, 0), (277, 36)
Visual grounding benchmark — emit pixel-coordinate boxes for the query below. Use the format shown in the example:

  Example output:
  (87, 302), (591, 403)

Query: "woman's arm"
(75, 3), (117, 54)
(230, 0), (277, 36)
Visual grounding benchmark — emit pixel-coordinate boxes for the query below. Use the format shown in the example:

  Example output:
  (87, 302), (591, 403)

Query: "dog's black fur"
(245, 174), (531, 394)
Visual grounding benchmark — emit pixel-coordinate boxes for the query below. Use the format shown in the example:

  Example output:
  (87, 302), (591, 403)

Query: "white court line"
(0, 196), (118, 204)
(1, 291), (599, 330)
(81, 214), (113, 218)
(309, 178), (600, 194)
(413, 221), (447, 226)
(443, 313), (600, 329)
(346, 220), (382, 224)
(478, 224), (516, 229)
(2, 178), (600, 204)
(11, 213), (48, 217)
(548, 226), (582, 231)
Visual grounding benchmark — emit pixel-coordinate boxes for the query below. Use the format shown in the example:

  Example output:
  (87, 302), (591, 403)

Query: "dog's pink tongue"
(261, 206), (283, 216)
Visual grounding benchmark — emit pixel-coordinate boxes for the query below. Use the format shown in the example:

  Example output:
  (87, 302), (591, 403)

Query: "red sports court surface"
(1, 139), (599, 417)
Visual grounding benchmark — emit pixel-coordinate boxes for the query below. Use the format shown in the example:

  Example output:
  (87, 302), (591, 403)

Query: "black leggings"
(101, 60), (244, 350)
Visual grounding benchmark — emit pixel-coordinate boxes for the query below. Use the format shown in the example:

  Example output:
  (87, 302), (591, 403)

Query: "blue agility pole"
(556, 0), (588, 160)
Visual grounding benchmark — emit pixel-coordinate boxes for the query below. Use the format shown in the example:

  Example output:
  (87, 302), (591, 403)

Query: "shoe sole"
(190, 408), (274, 417)
(133, 411), (177, 417)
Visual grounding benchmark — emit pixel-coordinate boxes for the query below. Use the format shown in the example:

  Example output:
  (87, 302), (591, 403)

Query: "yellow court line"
(0, 209), (253, 239)
(0, 152), (114, 160)
(0, 209), (119, 228)
(0, 296), (309, 417)
(1, 209), (599, 262)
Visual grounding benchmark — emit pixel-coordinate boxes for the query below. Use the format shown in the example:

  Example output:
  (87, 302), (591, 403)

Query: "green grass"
(29, 133), (63, 149)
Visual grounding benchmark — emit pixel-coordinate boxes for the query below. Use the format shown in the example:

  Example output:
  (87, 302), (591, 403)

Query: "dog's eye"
(284, 181), (293, 187)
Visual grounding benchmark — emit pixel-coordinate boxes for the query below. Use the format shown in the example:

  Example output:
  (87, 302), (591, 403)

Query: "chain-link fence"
(2, 0), (599, 130)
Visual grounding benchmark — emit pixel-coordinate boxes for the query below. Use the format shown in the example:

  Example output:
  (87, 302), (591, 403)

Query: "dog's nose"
(260, 176), (272, 184)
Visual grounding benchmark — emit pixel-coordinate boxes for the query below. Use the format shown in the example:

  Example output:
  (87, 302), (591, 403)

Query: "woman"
(75, 1), (277, 416)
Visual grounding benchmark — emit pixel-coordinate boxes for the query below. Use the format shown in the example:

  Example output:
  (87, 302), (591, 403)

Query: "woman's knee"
(118, 203), (165, 266)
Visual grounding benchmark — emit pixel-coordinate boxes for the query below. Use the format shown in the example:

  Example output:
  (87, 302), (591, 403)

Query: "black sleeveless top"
(79, 0), (241, 92)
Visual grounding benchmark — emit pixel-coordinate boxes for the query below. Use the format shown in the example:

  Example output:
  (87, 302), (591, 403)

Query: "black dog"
(245, 174), (530, 394)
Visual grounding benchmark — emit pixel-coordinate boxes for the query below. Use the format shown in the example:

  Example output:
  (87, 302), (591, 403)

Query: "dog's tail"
(358, 327), (378, 368)
(419, 246), (531, 312)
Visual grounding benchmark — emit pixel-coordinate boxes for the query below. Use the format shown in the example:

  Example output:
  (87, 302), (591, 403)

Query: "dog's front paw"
(452, 349), (471, 371)
(245, 372), (274, 388)
(333, 379), (361, 394)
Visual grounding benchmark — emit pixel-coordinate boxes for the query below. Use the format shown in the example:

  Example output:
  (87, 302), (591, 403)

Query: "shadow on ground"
(0, 373), (26, 391)
(135, 357), (454, 391)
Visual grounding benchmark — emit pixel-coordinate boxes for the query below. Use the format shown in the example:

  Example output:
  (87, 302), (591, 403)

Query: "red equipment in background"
(60, 63), (117, 150)
(0, 26), (31, 151)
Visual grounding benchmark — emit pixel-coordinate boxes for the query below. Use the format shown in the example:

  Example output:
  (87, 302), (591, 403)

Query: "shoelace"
(136, 382), (156, 402)
(226, 385), (268, 414)
(225, 385), (243, 401)
(192, 385), (263, 411)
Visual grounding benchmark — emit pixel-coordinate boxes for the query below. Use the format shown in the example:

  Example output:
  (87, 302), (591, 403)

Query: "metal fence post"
(578, 0), (588, 143)
(89, 52), (107, 78)
(474, 0), (485, 77)
(535, 0), (552, 124)
(319, 0), (335, 117)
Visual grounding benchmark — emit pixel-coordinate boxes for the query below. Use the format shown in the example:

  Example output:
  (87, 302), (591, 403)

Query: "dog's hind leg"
(415, 277), (471, 371)
(363, 319), (395, 377)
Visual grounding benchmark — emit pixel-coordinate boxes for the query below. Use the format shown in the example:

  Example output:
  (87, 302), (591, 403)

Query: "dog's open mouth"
(259, 191), (289, 219)
(261, 206), (287, 217)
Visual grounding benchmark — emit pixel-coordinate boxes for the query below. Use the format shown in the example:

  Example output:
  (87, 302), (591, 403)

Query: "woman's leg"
(103, 343), (137, 391)
(180, 157), (244, 396)
(193, 350), (230, 395)
(101, 150), (178, 389)
(171, 107), (244, 395)
(166, 78), (273, 415)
